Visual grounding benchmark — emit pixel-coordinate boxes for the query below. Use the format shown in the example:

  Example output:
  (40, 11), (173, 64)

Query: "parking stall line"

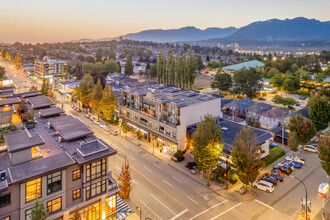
(210, 202), (243, 220)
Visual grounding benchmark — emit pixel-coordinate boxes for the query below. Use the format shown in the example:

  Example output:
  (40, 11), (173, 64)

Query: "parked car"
(261, 175), (277, 185)
(93, 120), (100, 125)
(90, 116), (96, 121)
(76, 108), (82, 112)
(285, 156), (306, 165)
(85, 114), (91, 118)
(258, 97), (266, 101)
(272, 169), (284, 177)
(265, 172), (284, 182)
(273, 165), (292, 175)
(304, 145), (318, 153)
(288, 105), (295, 110)
(269, 142), (279, 148)
(104, 127), (111, 132)
(99, 124), (106, 128)
(281, 162), (295, 171)
(111, 130), (118, 136)
(253, 180), (274, 193)
(285, 161), (302, 169)
(296, 102), (301, 106)
(299, 96), (306, 100)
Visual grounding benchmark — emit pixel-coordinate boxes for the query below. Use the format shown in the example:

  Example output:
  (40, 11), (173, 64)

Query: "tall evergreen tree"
(79, 74), (94, 111)
(13, 53), (22, 68)
(40, 78), (52, 97)
(318, 131), (330, 176)
(157, 50), (163, 83)
(124, 56), (134, 76)
(175, 55), (181, 88)
(118, 157), (132, 200)
(187, 47), (197, 89)
(101, 84), (117, 123)
(92, 79), (103, 119)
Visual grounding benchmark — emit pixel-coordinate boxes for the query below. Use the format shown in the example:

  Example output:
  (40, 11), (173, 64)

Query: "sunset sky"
(1, 0), (330, 43)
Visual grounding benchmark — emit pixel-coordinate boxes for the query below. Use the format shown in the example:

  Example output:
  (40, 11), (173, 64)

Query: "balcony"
(108, 176), (118, 191)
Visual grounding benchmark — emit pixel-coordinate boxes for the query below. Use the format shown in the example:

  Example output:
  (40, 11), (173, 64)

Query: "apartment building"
(119, 84), (221, 153)
(34, 60), (69, 83)
(0, 112), (131, 220)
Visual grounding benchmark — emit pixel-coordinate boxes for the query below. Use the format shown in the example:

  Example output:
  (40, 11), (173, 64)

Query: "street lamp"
(290, 175), (308, 220)
(136, 206), (142, 220)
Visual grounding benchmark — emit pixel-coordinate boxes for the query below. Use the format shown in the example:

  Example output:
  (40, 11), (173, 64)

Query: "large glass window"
(106, 194), (117, 215)
(26, 178), (41, 202)
(72, 169), (81, 180)
(72, 188), (81, 200)
(69, 202), (100, 220)
(86, 180), (106, 200)
(0, 194), (10, 208)
(31, 146), (42, 159)
(86, 159), (106, 181)
(47, 197), (62, 214)
(47, 171), (62, 194)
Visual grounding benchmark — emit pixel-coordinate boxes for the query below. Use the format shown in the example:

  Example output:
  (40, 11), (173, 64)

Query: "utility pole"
(291, 175), (308, 220)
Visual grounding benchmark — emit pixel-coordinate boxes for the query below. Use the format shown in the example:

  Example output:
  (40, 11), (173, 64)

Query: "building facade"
(119, 84), (221, 153)
(34, 60), (69, 83)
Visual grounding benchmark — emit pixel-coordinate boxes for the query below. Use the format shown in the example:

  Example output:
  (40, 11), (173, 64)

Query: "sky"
(1, 0), (330, 43)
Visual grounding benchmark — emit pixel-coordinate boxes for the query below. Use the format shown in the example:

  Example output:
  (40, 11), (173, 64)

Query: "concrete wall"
(0, 184), (20, 220)
(10, 149), (31, 165)
(65, 164), (83, 207)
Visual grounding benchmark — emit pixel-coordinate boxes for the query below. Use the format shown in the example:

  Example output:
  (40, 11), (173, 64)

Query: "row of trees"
(72, 74), (117, 122)
(211, 68), (263, 98)
(82, 59), (120, 76)
(156, 47), (198, 89)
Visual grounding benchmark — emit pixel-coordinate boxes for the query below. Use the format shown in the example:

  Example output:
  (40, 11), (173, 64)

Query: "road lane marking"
(139, 199), (163, 220)
(197, 192), (208, 200)
(114, 170), (120, 175)
(210, 202), (243, 220)
(188, 200), (228, 220)
(144, 166), (153, 173)
(169, 209), (189, 220)
(153, 163), (161, 169)
(186, 196), (199, 205)
(254, 199), (274, 210)
(128, 156), (136, 161)
(132, 179), (139, 185)
(172, 176), (183, 183)
(150, 193), (176, 215)
(136, 152), (144, 158)
(162, 180), (174, 187)
(115, 165), (121, 170)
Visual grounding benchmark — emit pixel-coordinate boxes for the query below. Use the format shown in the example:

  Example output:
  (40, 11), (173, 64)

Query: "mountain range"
(72, 17), (330, 44)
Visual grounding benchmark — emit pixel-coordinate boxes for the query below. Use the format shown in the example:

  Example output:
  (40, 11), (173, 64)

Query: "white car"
(253, 180), (274, 193)
(93, 120), (100, 125)
(90, 116), (95, 121)
(285, 156), (306, 165)
(104, 127), (111, 132)
(304, 145), (318, 153)
(99, 124), (106, 128)
(111, 130), (118, 136)
(85, 114), (91, 118)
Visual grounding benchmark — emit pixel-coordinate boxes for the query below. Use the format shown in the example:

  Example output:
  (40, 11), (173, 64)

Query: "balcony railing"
(108, 176), (118, 191)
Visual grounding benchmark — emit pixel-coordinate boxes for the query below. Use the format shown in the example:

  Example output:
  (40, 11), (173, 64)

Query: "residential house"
(259, 108), (290, 129)
(245, 103), (272, 123)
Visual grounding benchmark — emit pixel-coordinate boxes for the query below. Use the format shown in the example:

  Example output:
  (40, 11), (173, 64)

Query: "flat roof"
(58, 80), (80, 87)
(223, 60), (265, 72)
(0, 97), (20, 107)
(21, 91), (41, 98)
(48, 115), (93, 141)
(38, 107), (64, 118)
(27, 95), (54, 109)
(4, 130), (45, 153)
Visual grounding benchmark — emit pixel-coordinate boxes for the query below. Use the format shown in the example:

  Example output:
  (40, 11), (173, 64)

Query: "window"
(47, 197), (62, 214)
(86, 180), (106, 200)
(69, 202), (100, 220)
(1, 216), (10, 220)
(31, 146), (42, 159)
(25, 209), (31, 220)
(86, 159), (106, 181)
(26, 178), (41, 202)
(72, 188), (81, 200)
(47, 171), (62, 194)
(106, 195), (117, 215)
(72, 169), (81, 180)
(0, 194), (10, 208)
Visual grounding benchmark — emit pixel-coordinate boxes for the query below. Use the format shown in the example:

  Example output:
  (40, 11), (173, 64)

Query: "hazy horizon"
(1, 0), (330, 43)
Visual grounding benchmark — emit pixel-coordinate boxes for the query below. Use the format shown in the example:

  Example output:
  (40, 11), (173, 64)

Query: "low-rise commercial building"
(34, 60), (69, 83)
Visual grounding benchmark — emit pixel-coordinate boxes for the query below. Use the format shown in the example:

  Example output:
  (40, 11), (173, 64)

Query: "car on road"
(264, 172), (284, 182)
(304, 145), (318, 153)
(99, 124), (106, 128)
(85, 114), (91, 118)
(258, 97), (266, 101)
(285, 156), (306, 165)
(110, 130), (118, 136)
(261, 175), (277, 185)
(93, 120), (100, 125)
(288, 105), (295, 110)
(253, 180), (274, 193)
(90, 116), (96, 121)
(104, 127), (111, 132)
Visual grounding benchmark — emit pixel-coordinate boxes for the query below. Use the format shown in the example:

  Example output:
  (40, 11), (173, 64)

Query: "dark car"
(261, 176), (277, 185)
(288, 105), (295, 110)
(272, 169), (284, 177)
(264, 172), (283, 182)
(258, 97), (265, 101)
(273, 165), (291, 175)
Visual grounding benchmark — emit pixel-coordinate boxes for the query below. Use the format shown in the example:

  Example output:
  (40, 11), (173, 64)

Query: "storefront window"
(106, 194), (117, 215)
(69, 202), (100, 220)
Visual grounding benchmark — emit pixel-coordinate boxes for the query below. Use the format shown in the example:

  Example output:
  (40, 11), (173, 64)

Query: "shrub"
(228, 169), (238, 184)
(216, 176), (226, 184)
(173, 150), (183, 160)
(262, 147), (285, 167)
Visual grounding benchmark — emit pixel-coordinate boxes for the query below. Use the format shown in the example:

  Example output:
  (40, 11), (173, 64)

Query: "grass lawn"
(263, 147), (285, 167)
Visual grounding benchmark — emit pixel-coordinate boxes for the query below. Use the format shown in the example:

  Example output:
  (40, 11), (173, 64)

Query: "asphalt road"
(4, 60), (329, 220)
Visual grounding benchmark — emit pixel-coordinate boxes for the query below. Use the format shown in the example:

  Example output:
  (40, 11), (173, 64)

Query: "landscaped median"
(262, 147), (285, 167)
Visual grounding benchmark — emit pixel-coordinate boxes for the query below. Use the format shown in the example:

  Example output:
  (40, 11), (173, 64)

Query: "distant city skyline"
(1, 0), (330, 43)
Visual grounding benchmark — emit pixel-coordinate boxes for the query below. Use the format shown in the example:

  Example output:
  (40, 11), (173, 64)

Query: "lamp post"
(290, 175), (308, 220)
(136, 206), (142, 220)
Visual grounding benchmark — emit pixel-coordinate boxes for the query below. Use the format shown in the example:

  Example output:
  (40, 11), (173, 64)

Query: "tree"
(92, 79), (103, 119)
(282, 74), (300, 92)
(95, 48), (103, 62)
(231, 127), (264, 188)
(122, 121), (130, 133)
(137, 130), (143, 145)
(290, 63), (299, 73)
(72, 60), (80, 74)
(289, 114), (316, 148)
(79, 74), (94, 111)
(118, 157), (132, 200)
(288, 131), (299, 152)
(233, 68), (262, 98)
(82, 62), (94, 74)
(31, 199), (47, 220)
(40, 78), (53, 97)
(206, 55), (210, 62)
(5, 50), (11, 61)
(101, 84), (117, 123)
(210, 73), (232, 94)
(124, 56), (134, 76)
(318, 132), (330, 176)
(270, 74), (284, 89)
(17, 99), (28, 114)
(272, 95), (295, 108)
(266, 68), (280, 78)
(307, 95), (330, 130)
(13, 54), (22, 68)
(104, 59), (119, 73)
(192, 114), (223, 186)
(196, 55), (204, 71)
(0, 66), (6, 80)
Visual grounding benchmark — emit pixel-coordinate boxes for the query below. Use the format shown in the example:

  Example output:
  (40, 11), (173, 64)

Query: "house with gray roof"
(259, 107), (290, 129)
(245, 103), (272, 123)
(224, 97), (255, 114)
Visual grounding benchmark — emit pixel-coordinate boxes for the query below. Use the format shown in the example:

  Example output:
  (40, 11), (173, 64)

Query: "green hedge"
(262, 147), (285, 167)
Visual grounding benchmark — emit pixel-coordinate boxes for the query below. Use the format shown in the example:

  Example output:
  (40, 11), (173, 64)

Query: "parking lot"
(252, 148), (328, 219)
